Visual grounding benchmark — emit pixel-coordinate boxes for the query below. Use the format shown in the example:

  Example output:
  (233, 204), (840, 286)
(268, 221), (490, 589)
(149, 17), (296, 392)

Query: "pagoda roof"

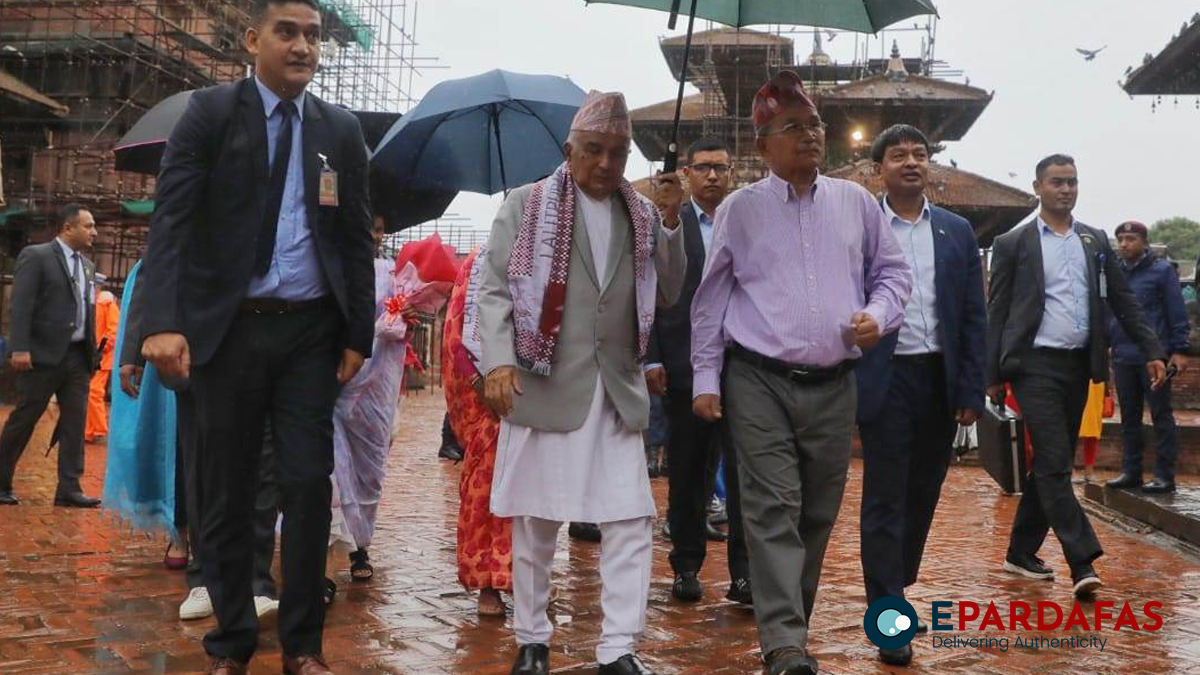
(1123, 15), (1200, 95)
(661, 27), (793, 49)
(0, 68), (68, 116)
(818, 73), (991, 103)
(630, 93), (710, 163)
(630, 93), (706, 123)
(816, 74), (992, 143)
(826, 160), (1036, 246)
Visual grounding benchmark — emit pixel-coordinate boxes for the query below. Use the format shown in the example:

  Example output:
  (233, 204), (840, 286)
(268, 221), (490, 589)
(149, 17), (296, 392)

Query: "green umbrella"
(584, 0), (939, 169)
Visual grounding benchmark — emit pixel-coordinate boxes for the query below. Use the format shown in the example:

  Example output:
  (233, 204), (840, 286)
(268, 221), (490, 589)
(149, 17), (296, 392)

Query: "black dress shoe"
(568, 522), (602, 543)
(54, 492), (101, 508)
(879, 643), (913, 666)
(915, 616), (928, 633)
(438, 443), (463, 461)
(764, 647), (817, 675)
(1106, 473), (1142, 489)
(1070, 563), (1102, 597)
(510, 643), (549, 675)
(1142, 479), (1176, 494)
(705, 522), (728, 542)
(597, 653), (657, 675)
(0, 491), (17, 506)
(660, 521), (672, 542)
(1002, 552), (1053, 580)
(725, 577), (752, 605)
(672, 572), (702, 601)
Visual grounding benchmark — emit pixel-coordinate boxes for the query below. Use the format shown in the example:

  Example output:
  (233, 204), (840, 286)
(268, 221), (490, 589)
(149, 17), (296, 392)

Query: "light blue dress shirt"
(692, 199), (714, 255)
(1033, 217), (1090, 349)
(884, 197), (940, 355)
(246, 77), (329, 301)
(56, 237), (87, 343)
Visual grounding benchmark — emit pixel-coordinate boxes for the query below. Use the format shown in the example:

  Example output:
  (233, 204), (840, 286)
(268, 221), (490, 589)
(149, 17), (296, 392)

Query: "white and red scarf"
(507, 161), (659, 376)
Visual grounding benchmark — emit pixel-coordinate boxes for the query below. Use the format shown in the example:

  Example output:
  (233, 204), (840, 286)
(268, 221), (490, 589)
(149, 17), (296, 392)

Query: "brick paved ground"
(1, 391), (1199, 675)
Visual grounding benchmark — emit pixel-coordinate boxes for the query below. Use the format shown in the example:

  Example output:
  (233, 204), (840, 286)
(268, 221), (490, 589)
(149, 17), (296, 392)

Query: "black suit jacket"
(857, 205), (987, 423)
(986, 218), (1165, 385)
(646, 202), (708, 393)
(140, 78), (374, 367)
(6, 240), (97, 369)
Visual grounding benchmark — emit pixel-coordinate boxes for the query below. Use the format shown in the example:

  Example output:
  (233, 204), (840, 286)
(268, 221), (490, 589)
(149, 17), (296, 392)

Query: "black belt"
(729, 343), (857, 385)
(1032, 347), (1088, 358)
(894, 352), (943, 366)
(239, 296), (334, 315)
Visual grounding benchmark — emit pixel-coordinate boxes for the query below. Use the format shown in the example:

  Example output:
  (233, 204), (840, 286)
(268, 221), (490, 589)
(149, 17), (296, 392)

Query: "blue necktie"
(254, 99), (297, 277)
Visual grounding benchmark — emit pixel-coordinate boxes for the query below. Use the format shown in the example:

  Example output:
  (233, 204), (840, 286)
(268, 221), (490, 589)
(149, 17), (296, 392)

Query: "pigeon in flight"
(825, 30), (838, 42)
(1008, 172), (1019, 179)
(1076, 46), (1107, 61)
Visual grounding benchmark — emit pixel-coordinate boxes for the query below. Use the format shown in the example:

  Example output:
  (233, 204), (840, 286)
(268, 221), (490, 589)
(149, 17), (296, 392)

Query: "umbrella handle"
(667, 0), (682, 29)
(664, 0), (698, 174)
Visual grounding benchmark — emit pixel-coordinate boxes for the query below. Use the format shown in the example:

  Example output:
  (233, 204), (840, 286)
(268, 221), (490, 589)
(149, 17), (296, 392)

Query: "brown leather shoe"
(206, 656), (248, 675)
(283, 653), (334, 675)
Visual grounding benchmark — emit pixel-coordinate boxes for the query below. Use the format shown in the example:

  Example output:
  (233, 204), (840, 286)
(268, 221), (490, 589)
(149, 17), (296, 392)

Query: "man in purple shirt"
(690, 71), (911, 675)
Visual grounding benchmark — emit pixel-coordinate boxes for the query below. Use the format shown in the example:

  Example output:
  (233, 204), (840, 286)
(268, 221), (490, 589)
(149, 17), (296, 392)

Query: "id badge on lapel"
(318, 152), (338, 207)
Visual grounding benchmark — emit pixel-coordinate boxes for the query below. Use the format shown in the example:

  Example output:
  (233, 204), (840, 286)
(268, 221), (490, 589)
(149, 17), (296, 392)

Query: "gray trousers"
(724, 358), (855, 655)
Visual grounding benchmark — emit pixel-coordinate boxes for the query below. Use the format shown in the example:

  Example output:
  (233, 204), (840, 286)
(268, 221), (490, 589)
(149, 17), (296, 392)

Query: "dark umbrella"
(370, 169), (458, 233)
(113, 90), (194, 175)
(114, 91), (456, 231)
(115, 92), (396, 177)
(371, 69), (587, 196)
(583, 0), (940, 170)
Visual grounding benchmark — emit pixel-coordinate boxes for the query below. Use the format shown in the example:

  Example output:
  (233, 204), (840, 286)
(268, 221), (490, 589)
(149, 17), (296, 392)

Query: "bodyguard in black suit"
(139, 1), (373, 673)
(645, 137), (750, 605)
(855, 126), (986, 667)
(0, 205), (101, 507)
(986, 154), (1165, 600)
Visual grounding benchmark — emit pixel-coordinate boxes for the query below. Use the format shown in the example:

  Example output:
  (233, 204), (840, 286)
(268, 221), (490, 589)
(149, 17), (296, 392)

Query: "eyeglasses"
(688, 163), (731, 176)
(759, 120), (827, 137)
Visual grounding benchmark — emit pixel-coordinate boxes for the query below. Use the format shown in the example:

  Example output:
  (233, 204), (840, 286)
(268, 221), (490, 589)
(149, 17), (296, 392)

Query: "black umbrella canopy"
(115, 92), (404, 176)
(113, 90), (194, 175)
(370, 168), (457, 233)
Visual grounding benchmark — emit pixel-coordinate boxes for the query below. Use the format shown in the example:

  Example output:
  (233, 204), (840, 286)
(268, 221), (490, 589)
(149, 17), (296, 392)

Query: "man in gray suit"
(0, 204), (101, 507)
(478, 90), (685, 675)
(986, 154), (1166, 597)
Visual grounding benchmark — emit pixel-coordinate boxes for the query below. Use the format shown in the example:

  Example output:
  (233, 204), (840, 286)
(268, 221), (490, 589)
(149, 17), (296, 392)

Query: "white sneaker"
(179, 587), (213, 620)
(254, 595), (280, 619)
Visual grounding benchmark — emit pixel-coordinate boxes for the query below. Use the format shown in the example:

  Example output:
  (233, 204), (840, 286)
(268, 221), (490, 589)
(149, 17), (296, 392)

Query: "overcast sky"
(404, 0), (1199, 236)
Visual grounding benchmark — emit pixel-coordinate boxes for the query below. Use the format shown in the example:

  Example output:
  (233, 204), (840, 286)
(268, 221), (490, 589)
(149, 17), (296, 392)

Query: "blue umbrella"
(371, 69), (587, 195)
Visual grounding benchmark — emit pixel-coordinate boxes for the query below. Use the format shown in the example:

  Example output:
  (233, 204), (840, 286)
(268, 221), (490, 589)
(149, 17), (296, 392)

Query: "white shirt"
(883, 197), (940, 355)
(577, 187), (614, 279)
(55, 237), (87, 343)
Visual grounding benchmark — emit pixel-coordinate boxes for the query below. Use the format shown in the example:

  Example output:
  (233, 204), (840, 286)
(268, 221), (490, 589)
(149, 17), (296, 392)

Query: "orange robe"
(445, 249), (512, 592)
(85, 290), (119, 441)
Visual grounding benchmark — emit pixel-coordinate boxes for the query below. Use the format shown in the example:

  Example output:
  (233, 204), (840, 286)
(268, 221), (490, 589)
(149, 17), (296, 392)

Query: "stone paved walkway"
(1, 390), (1198, 674)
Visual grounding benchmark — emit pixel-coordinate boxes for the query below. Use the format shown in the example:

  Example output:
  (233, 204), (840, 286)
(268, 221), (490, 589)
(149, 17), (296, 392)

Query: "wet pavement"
(1, 391), (1199, 675)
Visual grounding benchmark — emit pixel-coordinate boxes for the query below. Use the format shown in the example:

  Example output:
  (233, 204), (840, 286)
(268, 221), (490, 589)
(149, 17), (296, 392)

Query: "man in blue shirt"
(856, 125), (986, 666)
(1105, 221), (1189, 494)
(986, 155), (1166, 600)
(139, 1), (374, 673)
